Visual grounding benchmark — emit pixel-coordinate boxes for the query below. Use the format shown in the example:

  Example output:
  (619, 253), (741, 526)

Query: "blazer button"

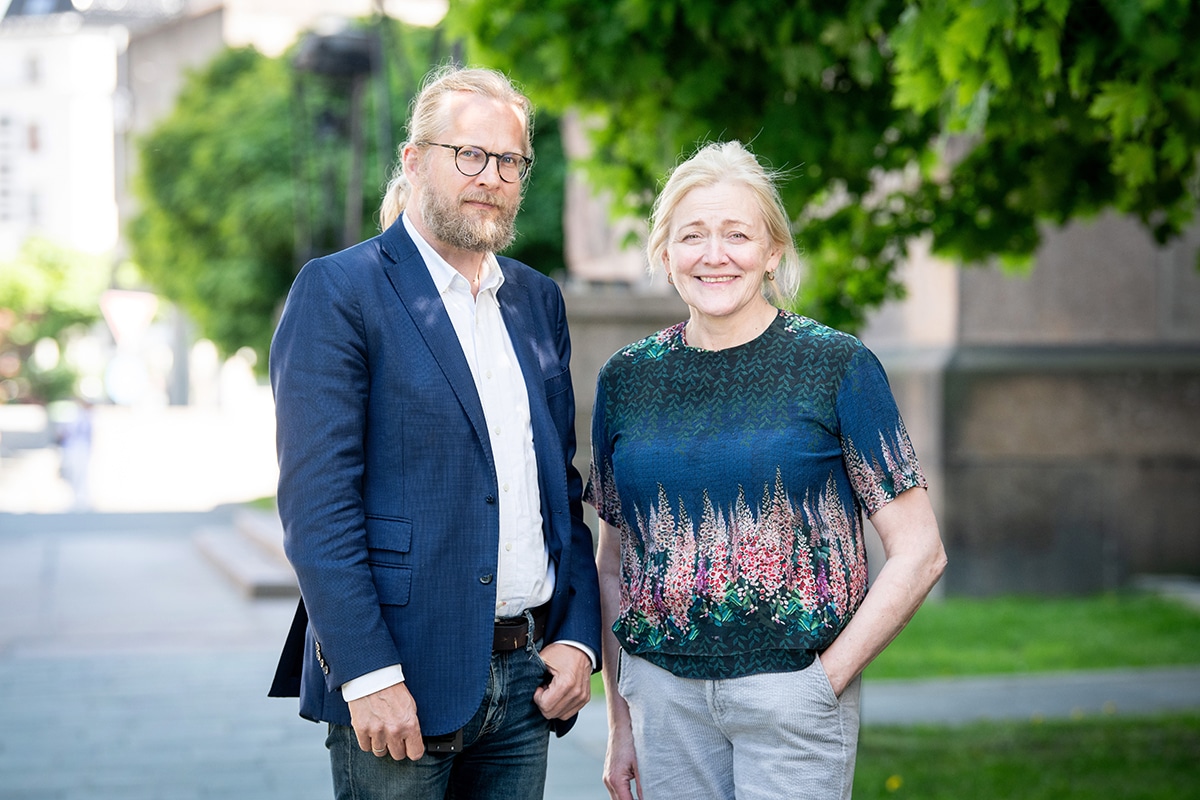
(480, 574), (494, 584)
(485, 495), (496, 504)
(315, 640), (330, 675)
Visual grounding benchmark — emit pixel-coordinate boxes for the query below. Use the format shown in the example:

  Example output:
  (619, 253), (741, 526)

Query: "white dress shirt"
(408, 214), (556, 617)
(342, 214), (590, 702)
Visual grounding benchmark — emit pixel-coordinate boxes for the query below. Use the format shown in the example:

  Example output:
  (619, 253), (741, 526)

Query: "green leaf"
(1111, 141), (1156, 189)
(1089, 81), (1153, 138)
(1031, 25), (1062, 80)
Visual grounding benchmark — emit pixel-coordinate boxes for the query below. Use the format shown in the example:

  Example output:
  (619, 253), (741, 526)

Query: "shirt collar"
(402, 212), (504, 296)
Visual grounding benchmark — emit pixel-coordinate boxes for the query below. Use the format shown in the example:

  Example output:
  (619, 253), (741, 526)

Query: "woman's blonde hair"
(646, 141), (801, 302)
(378, 65), (533, 230)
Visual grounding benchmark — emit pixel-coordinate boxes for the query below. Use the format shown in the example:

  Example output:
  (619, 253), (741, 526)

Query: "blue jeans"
(327, 642), (552, 800)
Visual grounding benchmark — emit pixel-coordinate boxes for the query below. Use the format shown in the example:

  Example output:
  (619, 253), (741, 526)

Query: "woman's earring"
(667, 272), (675, 285)
(766, 271), (776, 281)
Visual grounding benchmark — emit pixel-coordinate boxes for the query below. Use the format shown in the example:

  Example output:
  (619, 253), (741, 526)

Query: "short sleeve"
(835, 347), (927, 516)
(583, 369), (624, 526)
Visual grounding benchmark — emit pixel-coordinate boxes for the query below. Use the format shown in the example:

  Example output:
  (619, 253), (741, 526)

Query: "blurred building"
(211, 0), (447, 56)
(0, 0), (184, 258)
(0, 0), (443, 405)
(0, 0), (446, 260)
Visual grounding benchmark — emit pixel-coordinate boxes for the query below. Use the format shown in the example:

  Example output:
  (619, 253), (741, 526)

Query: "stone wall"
(939, 347), (1200, 595)
(958, 214), (1200, 346)
(864, 212), (1200, 594)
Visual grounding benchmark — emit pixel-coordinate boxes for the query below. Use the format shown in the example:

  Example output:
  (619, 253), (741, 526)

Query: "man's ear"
(401, 143), (423, 184)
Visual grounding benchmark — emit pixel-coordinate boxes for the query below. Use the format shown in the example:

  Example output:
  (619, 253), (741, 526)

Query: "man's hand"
(534, 643), (592, 720)
(347, 682), (426, 761)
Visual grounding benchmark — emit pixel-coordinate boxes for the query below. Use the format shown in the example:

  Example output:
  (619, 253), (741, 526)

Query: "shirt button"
(504, 542), (512, 552)
(502, 482), (510, 492)
(486, 370), (493, 379)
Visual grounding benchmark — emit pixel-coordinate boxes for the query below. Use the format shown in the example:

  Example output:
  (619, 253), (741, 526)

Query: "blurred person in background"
(587, 141), (947, 800)
(269, 65), (600, 800)
(57, 398), (93, 511)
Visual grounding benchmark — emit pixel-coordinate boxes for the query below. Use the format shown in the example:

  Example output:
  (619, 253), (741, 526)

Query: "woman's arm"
(818, 486), (947, 696)
(597, 519), (642, 800)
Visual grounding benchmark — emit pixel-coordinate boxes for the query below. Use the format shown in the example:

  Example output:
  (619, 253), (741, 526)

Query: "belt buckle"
(424, 728), (464, 753)
(494, 616), (528, 652)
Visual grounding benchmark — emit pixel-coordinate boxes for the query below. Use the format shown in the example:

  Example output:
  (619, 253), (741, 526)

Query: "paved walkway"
(2, 509), (1198, 799)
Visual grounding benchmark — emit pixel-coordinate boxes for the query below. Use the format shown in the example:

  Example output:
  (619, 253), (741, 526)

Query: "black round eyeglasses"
(419, 141), (533, 183)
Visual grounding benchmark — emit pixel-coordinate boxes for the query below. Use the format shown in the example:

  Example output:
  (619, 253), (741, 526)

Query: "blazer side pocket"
(370, 563), (412, 606)
(365, 515), (413, 561)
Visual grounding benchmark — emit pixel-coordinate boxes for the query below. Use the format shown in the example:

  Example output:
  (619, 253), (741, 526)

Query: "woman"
(585, 141), (947, 800)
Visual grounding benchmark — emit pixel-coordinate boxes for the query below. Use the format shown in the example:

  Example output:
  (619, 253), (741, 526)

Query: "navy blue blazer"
(267, 218), (601, 737)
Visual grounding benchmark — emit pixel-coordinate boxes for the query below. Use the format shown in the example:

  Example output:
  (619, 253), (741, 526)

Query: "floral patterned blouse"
(584, 309), (926, 679)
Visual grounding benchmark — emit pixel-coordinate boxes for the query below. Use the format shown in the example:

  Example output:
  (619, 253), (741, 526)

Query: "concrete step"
(234, 507), (287, 562)
(195, 524), (298, 599)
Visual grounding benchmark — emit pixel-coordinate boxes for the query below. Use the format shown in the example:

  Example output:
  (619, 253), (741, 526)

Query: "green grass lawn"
(865, 592), (1200, 679)
(850, 592), (1200, 799)
(853, 712), (1200, 800)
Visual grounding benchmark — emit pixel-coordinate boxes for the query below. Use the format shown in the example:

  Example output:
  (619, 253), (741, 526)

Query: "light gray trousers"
(619, 652), (862, 800)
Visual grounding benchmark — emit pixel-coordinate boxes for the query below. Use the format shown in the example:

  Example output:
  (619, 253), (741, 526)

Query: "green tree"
(130, 20), (570, 365)
(889, 0), (1200, 261)
(515, 111), (569, 278)
(449, 0), (1200, 331)
(130, 46), (296, 366)
(0, 239), (108, 403)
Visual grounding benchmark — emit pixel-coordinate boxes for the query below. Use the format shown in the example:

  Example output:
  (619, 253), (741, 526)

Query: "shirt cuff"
(553, 639), (598, 671)
(342, 664), (405, 702)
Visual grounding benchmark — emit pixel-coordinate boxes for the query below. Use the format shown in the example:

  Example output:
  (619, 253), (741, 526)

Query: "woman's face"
(664, 180), (782, 326)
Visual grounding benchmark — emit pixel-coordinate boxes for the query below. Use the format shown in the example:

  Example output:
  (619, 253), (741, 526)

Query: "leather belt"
(493, 603), (549, 652)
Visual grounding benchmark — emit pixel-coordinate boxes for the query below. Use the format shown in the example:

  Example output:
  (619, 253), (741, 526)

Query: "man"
(269, 65), (601, 799)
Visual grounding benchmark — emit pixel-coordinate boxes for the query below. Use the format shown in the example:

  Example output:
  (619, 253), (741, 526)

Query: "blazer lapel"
(496, 269), (549, 415)
(379, 223), (491, 454)
(497, 268), (569, 559)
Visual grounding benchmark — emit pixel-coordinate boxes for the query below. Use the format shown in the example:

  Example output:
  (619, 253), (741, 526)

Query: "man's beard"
(420, 183), (521, 254)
